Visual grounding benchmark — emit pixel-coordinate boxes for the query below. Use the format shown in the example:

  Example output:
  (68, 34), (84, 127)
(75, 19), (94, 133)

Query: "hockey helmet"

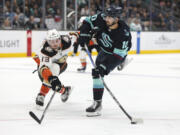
(46, 29), (61, 49)
(46, 29), (60, 41)
(105, 5), (123, 18)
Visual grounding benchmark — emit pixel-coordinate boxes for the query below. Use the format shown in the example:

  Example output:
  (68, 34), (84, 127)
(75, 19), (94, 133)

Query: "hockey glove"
(48, 76), (62, 92)
(78, 34), (90, 47)
(90, 27), (99, 35)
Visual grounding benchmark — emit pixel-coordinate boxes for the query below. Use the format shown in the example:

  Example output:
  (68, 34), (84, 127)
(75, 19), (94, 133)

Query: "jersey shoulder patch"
(41, 41), (57, 57)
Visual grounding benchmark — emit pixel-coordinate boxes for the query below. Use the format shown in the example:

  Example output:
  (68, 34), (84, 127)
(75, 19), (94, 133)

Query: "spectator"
(13, 15), (20, 28)
(159, 0), (166, 10)
(1, 0), (180, 31)
(80, 5), (89, 16)
(94, 0), (103, 12)
(130, 18), (142, 31)
(33, 9), (41, 24)
(51, 1), (58, 15)
(141, 11), (150, 31)
(38, 18), (47, 29)
(25, 6), (30, 18)
(45, 15), (62, 30)
(4, 1), (10, 13)
(2, 18), (12, 29)
(25, 15), (38, 30)
(153, 13), (167, 31)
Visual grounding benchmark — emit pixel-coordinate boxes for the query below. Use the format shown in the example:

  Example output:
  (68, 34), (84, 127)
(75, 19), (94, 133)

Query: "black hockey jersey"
(79, 13), (132, 58)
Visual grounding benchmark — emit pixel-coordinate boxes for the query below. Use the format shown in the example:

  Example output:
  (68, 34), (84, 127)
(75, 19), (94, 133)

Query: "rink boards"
(0, 30), (180, 57)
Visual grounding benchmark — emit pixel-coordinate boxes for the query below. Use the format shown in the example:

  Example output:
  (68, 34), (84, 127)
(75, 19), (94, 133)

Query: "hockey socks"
(81, 62), (87, 67)
(93, 78), (104, 100)
(40, 84), (50, 96)
(86, 77), (104, 116)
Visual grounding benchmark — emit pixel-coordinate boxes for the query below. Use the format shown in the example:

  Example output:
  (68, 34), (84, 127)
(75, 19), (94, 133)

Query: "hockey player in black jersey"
(78, 6), (132, 116)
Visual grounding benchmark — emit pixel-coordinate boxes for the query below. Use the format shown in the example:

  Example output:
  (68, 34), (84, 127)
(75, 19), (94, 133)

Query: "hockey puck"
(131, 121), (137, 124)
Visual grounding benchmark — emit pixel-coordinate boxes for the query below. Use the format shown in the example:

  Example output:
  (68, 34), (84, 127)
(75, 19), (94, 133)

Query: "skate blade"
(77, 70), (85, 73)
(86, 111), (101, 117)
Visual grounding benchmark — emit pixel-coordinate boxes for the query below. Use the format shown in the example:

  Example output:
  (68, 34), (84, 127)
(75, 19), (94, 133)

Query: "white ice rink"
(0, 54), (180, 135)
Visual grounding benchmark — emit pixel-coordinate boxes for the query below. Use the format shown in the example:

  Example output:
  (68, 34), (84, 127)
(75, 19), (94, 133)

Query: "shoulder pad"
(61, 35), (71, 50)
(62, 35), (70, 43)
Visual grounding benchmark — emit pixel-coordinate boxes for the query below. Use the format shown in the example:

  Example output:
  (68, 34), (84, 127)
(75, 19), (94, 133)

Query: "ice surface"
(0, 54), (180, 135)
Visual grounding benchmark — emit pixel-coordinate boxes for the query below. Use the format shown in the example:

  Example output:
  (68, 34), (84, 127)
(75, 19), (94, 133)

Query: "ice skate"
(77, 66), (86, 72)
(86, 100), (102, 117)
(36, 93), (45, 110)
(61, 86), (73, 102)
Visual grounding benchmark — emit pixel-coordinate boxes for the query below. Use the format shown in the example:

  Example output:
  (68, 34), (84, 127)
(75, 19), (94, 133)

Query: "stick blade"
(29, 111), (41, 124)
(131, 118), (144, 124)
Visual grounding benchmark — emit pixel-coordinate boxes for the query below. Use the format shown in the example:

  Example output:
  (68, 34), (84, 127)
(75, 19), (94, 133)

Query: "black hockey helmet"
(105, 5), (123, 18)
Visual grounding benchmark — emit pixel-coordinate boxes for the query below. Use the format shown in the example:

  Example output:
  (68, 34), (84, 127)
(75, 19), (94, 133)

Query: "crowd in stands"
(0, 0), (62, 30)
(79, 0), (180, 31)
(0, 0), (180, 31)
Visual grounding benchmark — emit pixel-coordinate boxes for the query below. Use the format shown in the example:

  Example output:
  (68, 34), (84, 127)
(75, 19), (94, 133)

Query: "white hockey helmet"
(46, 29), (61, 49)
(46, 29), (60, 41)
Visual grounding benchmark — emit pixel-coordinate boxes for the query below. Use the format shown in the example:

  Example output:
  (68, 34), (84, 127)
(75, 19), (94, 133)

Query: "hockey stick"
(32, 69), (38, 73)
(67, 10), (75, 18)
(85, 48), (143, 124)
(29, 91), (56, 124)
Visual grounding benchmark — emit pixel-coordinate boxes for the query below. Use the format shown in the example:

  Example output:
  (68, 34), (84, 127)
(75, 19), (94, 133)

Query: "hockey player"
(69, 16), (100, 72)
(33, 29), (72, 109)
(78, 6), (132, 116)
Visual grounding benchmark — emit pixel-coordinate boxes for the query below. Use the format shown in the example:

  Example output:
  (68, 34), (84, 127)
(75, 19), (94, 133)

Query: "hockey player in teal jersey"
(78, 5), (132, 116)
